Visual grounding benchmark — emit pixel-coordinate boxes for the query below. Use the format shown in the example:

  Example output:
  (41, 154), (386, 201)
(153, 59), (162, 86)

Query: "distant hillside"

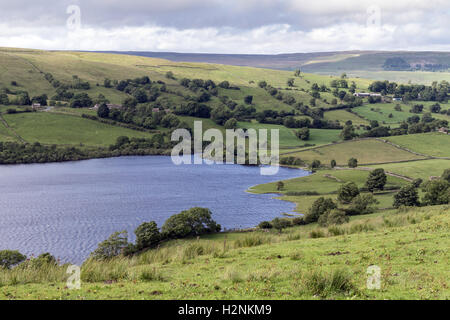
(97, 50), (450, 84)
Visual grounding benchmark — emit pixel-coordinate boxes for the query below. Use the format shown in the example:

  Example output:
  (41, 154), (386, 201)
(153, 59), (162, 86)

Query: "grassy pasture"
(367, 159), (450, 181)
(282, 139), (425, 166)
(1, 205), (448, 299)
(386, 132), (450, 158)
(2, 112), (154, 147)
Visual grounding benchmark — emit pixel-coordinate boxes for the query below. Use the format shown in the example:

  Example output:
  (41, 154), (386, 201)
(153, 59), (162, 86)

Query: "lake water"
(0, 155), (309, 264)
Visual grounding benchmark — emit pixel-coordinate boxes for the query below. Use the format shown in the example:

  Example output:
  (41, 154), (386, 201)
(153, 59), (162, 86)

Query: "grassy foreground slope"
(0, 205), (448, 300)
(2, 112), (153, 147)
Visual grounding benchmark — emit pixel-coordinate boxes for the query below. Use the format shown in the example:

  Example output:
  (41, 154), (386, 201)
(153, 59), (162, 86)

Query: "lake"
(0, 155), (309, 263)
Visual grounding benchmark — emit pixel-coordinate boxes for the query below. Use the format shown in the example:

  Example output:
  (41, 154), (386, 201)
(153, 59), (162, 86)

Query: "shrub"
(442, 169), (450, 183)
(348, 157), (358, 168)
(258, 221), (273, 229)
(366, 168), (387, 192)
(135, 221), (160, 250)
(90, 231), (130, 260)
(346, 193), (378, 215)
(161, 207), (221, 239)
(292, 216), (306, 225)
(393, 184), (420, 208)
(271, 218), (291, 232)
(337, 182), (360, 204)
(304, 197), (337, 224)
(0, 250), (26, 269)
(421, 179), (450, 205)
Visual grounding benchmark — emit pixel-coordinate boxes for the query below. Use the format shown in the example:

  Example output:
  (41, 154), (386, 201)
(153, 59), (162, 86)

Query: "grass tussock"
(301, 268), (357, 298)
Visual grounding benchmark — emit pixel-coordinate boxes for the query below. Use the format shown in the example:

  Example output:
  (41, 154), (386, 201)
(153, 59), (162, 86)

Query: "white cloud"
(0, 1), (449, 53)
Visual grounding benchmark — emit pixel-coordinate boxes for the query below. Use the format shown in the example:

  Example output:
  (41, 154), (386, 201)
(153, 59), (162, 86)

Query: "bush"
(337, 182), (360, 204)
(442, 169), (450, 183)
(292, 216), (306, 225)
(90, 231), (130, 260)
(393, 184), (420, 208)
(0, 250), (27, 269)
(422, 179), (450, 205)
(271, 218), (291, 232)
(161, 207), (221, 239)
(346, 194), (378, 215)
(135, 221), (160, 249)
(348, 157), (358, 168)
(304, 197), (337, 224)
(258, 221), (273, 229)
(366, 168), (387, 192)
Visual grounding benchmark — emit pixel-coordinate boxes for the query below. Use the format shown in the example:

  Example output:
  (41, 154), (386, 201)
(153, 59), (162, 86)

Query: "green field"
(1, 205), (448, 299)
(323, 109), (369, 127)
(2, 112), (154, 147)
(386, 133), (450, 158)
(282, 139), (426, 166)
(367, 159), (450, 181)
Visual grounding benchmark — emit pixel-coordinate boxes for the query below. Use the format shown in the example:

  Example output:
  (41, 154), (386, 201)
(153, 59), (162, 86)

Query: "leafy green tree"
(161, 113), (181, 128)
(422, 179), (450, 205)
(161, 207), (221, 239)
(393, 184), (420, 208)
(165, 71), (175, 80)
(366, 168), (387, 192)
(330, 159), (337, 168)
(276, 181), (284, 191)
(97, 103), (110, 118)
(224, 118), (238, 129)
(441, 169), (450, 183)
(346, 194), (378, 215)
(135, 221), (160, 249)
(244, 95), (253, 104)
(304, 197), (337, 224)
(271, 218), (291, 232)
(90, 231), (130, 260)
(258, 221), (272, 229)
(337, 182), (360, 204)
(348, 158), (358, 168)
(310, 159), (321, 170)
(287, 78), (295, 87)
(133, 89), (148, 103)
(340, 124), (356, 140)
(295, 127), (310, 140)
(0, 250), (26, 269)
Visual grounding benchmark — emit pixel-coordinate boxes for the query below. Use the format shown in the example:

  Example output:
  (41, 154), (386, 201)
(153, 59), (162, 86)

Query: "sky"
(0, 0), (449, 54)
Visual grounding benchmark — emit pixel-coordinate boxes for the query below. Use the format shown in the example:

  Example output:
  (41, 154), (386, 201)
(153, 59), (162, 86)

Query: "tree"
(304, 197), (337, 224)
(294, 69), (301, 77)
(346, 194), (378, 215)
(287, 78), (295, 87)
(161, 113), (180, 128)
(442, 169), (450, 183)
(310, 159), (321, 170)
(258, 221), (272, 229)
(271, 218), (291, 233)
(97, 103), (110, 118)
(330, 159), (337, 168)
(348, 158), (358, 168)
(133, 89), (148, 103)
(218, 81), (230, 89)
(276, 181), (284, 191)
(337, 182), (360, 204)
(393, 184), (420, 208)
(257, 81), (267, 88)
(104, 78), (112, 88)
(0, 250), (26, 269)
(90, 231), (130, 260)
(165, 71), (175, 80)
(224, 118), (238, 129)
(161, 207), (221, 239)
(295, 127), (310, 140)
(366, 168), (387, 192)
(244, 95), (253, 104)
(340, 124), (356, 140)
(422, 179), (450, 205)
(135, 221), (160, 249)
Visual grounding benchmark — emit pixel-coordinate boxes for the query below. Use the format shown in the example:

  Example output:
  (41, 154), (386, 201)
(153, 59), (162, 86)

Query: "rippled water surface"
(0, 156), (309, 263)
